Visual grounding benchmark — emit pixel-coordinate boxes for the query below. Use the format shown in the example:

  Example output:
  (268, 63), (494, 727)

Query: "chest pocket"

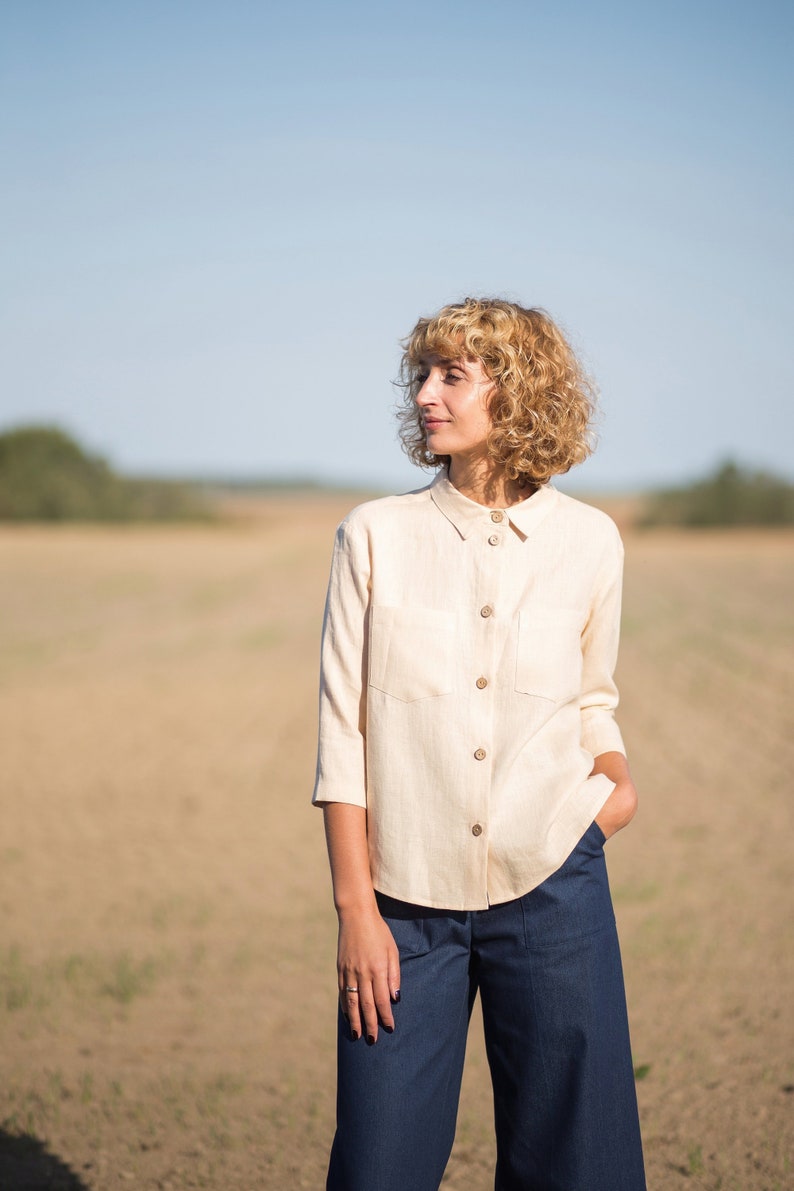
(515, 608), (583, 703)
(369, 606), (455, 702)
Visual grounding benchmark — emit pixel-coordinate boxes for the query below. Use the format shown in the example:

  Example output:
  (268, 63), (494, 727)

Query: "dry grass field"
(1, 497), (792, 1190)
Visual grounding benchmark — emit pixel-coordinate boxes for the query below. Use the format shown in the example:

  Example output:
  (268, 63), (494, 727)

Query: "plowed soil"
(1, 500), (792, 1190)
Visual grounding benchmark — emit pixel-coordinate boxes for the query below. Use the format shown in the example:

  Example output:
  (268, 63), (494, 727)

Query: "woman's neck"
(448, 457), (536, 508)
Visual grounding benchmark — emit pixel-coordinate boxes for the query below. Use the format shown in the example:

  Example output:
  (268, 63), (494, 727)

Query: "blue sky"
(2, 0), (792, 491)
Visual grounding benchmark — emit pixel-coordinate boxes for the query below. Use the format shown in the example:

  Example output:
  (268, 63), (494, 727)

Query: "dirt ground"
(0, 497), (792, 1190)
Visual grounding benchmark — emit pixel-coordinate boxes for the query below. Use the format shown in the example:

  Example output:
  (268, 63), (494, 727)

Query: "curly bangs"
(396, 297), (598, 485)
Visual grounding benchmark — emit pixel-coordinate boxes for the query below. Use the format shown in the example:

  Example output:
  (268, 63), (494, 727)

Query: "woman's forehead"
(417, 350), (483, 372)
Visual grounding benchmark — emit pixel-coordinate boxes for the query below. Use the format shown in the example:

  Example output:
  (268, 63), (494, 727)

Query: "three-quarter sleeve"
(578, 529), (626, 758)
(312, 517), (370, 808)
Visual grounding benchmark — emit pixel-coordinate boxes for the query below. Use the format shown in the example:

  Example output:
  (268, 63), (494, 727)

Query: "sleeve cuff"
(311, 788), (368, 810)
(581, 714), (626, 758)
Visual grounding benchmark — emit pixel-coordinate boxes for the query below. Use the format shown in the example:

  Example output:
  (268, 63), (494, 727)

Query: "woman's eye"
(416, 372), (429, 385)
(444, 371), (463, 383)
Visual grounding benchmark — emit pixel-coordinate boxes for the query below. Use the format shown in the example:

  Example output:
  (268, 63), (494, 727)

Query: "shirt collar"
(429, 469), (559, 541)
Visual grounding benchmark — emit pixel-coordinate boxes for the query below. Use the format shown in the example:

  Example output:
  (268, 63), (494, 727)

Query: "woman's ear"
(483, 382), (500, 416)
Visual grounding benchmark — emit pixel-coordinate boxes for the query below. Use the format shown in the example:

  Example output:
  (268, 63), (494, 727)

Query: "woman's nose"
(416, 376), (437, 406)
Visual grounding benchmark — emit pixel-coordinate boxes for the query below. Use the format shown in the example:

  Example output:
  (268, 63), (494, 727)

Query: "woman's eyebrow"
(452, 358), (481, 376)
(417, 354), (468, 372)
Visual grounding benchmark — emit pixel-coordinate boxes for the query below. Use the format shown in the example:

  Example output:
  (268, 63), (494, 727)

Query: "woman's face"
(415, 355), (494, 462)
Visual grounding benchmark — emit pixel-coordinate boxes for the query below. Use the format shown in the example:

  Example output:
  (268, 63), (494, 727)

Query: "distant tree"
(641, 460), (794, 527)
(0, 425), (211, 522)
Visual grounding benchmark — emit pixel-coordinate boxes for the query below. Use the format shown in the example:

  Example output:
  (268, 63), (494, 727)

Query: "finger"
(388, 947), (401, 1004)
(357, 982), (381, 1045)
(373, 971), (395, 1033)
(339, 981), (362, 1040)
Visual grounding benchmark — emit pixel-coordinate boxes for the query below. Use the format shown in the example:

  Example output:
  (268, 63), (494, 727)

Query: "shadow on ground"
(0, 1131), (89, 1190)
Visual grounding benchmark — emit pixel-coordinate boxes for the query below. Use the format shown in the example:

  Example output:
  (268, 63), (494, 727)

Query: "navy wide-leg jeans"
(327, 822), (646, 1191)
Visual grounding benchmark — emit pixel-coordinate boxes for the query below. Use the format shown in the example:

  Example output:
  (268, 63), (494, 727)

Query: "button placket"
(470, 513), (502, 870)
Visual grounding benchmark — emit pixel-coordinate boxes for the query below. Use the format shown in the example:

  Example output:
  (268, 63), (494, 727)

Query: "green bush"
(641, 460), (794, 527)
(0, 425), (212, 522)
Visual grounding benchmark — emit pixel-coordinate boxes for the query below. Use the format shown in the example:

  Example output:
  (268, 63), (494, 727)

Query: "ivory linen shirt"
(312, 470), (626, 911)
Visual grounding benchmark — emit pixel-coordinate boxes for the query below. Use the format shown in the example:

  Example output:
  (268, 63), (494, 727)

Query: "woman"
(313, 297), (646, 1190)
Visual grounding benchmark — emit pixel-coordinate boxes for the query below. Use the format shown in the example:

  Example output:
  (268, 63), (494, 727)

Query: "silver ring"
(345, 985), (359, 993)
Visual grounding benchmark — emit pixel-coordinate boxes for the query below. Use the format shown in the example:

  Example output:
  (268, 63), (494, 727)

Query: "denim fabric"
(327, 822), (645, 1191)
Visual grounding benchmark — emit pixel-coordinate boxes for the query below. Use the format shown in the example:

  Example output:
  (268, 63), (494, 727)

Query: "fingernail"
(366, 1034), (375, 1046)
(384, 1025), (394, 1034)
(350, 1030), (359, 1041)
(393, 990), (401, 1003)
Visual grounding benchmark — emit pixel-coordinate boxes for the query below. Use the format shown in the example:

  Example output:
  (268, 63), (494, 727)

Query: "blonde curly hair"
(396, 297), (598, 485)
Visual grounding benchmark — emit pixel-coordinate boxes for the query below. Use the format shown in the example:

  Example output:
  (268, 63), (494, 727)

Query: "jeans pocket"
(589, 818), (607, 847)
(521, 826), (614, 951)
(375, 892), (427, 956)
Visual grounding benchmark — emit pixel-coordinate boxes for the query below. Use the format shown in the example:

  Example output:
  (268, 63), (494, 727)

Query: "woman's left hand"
(591, 751), (638, 840)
